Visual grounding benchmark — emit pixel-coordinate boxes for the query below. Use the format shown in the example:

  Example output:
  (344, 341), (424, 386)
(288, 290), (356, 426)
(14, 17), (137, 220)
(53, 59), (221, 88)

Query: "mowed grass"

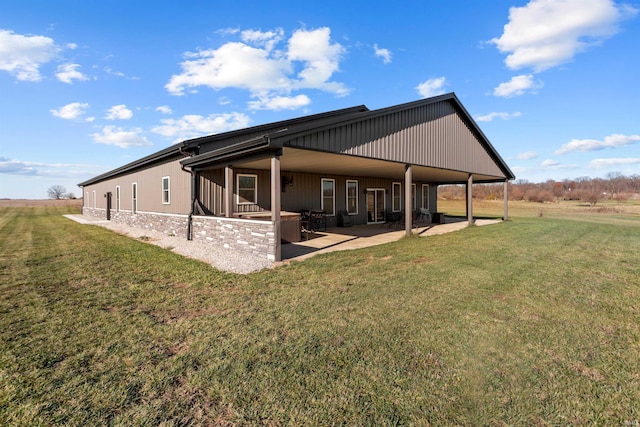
(1, 204), (639, 425)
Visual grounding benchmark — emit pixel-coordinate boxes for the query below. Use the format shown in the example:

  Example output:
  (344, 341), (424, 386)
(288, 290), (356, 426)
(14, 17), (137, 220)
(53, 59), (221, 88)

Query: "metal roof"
(79, 94), (514, 187)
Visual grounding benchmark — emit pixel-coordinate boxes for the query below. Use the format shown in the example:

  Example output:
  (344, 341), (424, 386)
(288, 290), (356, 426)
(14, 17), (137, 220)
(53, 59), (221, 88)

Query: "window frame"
(321, 178), (336, 216)
(346, 179), (358, 215)
(392, 182), (402, 212)
(132, 182), (138, 214)
(412, 183), (417, 210)
(115, 186), (121, 212)
(92, 190), (96, 209)
(161, 176), (170, 205)
(236, 173), (258, 205)
(422, 184), (430, 210)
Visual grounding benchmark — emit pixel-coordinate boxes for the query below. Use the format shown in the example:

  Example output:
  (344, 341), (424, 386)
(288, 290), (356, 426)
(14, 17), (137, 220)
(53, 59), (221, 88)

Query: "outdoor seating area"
(280, 217), (502, 262)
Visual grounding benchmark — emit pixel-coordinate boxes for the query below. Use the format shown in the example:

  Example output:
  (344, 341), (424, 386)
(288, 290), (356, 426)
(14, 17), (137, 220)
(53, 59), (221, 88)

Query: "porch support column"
(271, 154), (282, 262)
(405, 164), (413, 236)
(503, 180), (509, 221)
(466, 174), (474, 226)
(224, 166), (233, 218)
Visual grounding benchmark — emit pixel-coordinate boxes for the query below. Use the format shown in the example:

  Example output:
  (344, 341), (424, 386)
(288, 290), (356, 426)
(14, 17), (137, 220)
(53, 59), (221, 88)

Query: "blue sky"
(1, 0), (639, 199)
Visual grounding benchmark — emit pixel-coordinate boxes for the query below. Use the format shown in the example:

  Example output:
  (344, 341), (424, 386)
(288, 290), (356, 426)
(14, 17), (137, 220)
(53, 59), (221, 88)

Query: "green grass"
(1, 204), (639, 425)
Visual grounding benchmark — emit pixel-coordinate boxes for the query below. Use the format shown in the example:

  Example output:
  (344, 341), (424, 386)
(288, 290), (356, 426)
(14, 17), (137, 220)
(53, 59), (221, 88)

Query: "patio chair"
(417, 208), (432, 223)
(385, 211), (402, 228)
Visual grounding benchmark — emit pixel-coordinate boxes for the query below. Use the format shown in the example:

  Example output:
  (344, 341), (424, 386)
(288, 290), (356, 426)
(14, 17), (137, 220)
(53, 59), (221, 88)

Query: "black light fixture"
(281, 175), (294, 192)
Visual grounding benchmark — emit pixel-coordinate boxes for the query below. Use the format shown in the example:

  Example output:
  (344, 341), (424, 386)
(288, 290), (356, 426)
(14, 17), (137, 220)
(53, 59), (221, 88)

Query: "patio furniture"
(432, 212), (446, 223)
(400, 210), (419, 229)
(300, 210), (327, 239)
(385, 211), (402, 228)
(417, 208), (432, 223)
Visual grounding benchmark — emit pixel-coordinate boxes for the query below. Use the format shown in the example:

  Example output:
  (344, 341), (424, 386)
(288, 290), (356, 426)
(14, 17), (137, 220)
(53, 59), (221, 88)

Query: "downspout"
(179, 144), (197, 241)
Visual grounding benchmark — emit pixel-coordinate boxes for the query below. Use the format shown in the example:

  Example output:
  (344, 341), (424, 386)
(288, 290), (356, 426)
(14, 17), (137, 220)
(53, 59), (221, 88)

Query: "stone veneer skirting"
(82, 207), (276, 261)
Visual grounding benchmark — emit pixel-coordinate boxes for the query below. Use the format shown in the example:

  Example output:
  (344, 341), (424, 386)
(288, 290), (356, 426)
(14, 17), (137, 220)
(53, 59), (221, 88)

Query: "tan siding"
(81, 158), (191, 214)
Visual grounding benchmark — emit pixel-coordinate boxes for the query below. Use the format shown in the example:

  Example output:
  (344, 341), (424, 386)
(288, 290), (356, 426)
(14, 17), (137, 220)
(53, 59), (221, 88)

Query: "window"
(132, 182), (137, 214)
(412, 184), (417, 210)
(162, 176), (170, 204)
(392, 182), (402, 212)
(321, 178), (335, 216)
(346, 180), (358, 215)
(422, 184), (430, 209)
(237, 174), (257, 205)
(115, 186), (120, 212)
(92, 191), (96, 208)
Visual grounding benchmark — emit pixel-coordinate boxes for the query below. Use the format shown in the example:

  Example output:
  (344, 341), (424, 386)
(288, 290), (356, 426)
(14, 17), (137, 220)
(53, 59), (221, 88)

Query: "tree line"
(439, 173), (640, 205)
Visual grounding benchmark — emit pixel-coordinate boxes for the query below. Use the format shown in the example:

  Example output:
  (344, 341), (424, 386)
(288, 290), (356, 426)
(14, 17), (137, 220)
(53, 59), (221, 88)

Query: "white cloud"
(287, 27), (347, 94)
(415, 77), (446, 98)
(373, 44), (392, 64)
(105, 104), (133, 120)
(516, 151), (538, 160)
(165, 27), (348, 108)
(155, 105), (172, 114)
(0, 156), (95, 176)
(475, 111), (522, 122)
(556, 133), (640, 154)
(493, 74), (542, 97)
(241, 28), (284, 51)
(151, 112), (251, 141)
(0, 29), (60, 81)
(248, 94), (311, 111)
(56, 63), (88, 84)
(50, 102), (90, 120)
(490, 0), (638, 72)
(541, 158), (575, 170)
(589, 157), (640, 168)
(166, 42), (292, 95)
(91, 126), (152, 148)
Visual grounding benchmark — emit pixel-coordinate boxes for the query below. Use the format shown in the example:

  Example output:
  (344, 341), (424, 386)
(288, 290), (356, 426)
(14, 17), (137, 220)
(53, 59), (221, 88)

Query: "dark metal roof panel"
(274, 93), (515, 180)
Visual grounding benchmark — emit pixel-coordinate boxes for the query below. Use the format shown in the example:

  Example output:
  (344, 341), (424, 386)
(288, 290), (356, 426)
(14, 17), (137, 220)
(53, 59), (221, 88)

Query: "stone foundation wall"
(191, 215), (276, 261)
(82, 207), (276, 261)
(82, 207), (188, 236)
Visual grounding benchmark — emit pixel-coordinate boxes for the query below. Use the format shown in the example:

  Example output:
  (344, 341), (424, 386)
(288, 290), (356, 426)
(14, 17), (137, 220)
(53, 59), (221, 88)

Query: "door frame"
(366, 188), (386, 224)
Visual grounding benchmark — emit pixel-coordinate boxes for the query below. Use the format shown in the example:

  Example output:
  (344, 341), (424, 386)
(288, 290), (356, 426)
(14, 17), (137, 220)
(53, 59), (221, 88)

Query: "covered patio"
(281, 216), (502, 262)
(178, 94), (514, 263)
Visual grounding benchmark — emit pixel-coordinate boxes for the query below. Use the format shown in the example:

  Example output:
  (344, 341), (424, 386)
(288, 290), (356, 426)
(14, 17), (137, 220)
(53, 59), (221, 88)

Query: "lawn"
(1, 203), (639, 425)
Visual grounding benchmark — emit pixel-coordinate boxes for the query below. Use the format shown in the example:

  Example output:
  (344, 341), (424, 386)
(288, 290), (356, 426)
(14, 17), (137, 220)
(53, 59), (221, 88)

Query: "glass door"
(366, 189), (385, 224)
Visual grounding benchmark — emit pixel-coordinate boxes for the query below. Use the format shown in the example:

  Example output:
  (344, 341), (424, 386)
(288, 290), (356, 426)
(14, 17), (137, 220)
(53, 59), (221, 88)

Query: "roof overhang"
(188, 146), (507, 184)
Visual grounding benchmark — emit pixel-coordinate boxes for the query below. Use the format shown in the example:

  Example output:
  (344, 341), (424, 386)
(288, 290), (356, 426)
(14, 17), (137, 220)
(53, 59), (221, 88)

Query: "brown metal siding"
(196, 168), (432, 226)
(285, 100), (506, 178)
(81, 158), (191, 214)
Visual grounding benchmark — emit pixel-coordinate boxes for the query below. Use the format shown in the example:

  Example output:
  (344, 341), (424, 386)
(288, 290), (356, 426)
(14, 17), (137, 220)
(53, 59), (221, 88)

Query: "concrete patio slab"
(280, 218), (501, 262)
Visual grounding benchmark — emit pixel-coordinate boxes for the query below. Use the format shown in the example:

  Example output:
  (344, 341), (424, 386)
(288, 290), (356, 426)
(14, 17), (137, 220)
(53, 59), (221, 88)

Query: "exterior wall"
(191, 216), (276, 261)
(198, 168), (435, 227)
(82, 207), (276, 262)
(81, 157), (191, 217)
(82, 206), (188, 236)
(284, 100), (506, 179)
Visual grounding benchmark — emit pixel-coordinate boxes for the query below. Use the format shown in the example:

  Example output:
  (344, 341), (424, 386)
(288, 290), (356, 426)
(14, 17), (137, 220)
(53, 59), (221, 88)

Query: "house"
(79, 93), (515, 262)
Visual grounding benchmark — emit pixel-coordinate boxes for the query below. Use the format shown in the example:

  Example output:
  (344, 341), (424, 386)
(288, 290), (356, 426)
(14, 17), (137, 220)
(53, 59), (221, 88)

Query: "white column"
(504, 180), (509, 221)
(467, 174), (474, 226)
(405, 164), (413, 236)
(271, 155), (281, 262)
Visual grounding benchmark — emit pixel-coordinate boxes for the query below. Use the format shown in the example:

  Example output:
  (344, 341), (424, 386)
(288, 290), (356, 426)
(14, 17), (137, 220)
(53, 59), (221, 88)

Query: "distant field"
(0, 198), (83, 208)
(1, 203), (639, 425)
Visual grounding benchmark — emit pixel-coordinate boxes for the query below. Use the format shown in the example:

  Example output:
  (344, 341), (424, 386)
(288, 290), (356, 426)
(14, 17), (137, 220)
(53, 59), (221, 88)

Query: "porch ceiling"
(233, 147), (504, 184)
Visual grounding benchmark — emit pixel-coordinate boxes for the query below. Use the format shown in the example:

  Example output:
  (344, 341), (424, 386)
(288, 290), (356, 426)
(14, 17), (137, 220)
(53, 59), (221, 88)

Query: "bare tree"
(47, 185), (67, 200)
